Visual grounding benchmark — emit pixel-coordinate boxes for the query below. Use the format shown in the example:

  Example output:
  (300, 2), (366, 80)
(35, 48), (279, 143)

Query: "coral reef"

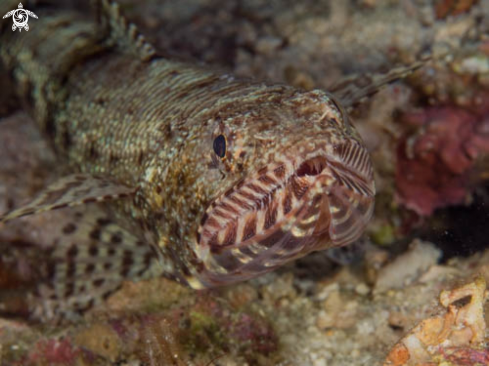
(1, 1), (489, 365)
(395, 102), (489, 216)
(384, 277), (489, 366)
(395, 43), (489, 216)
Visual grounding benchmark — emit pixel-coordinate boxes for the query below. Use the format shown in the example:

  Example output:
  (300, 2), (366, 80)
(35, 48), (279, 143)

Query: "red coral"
(231, 313), (277, 355)
(189, 294), (278, 357)
(395, 99), (489, 216)
(442, 346), (489, 365)
(435, 0), (478, 19)
(27, 338), (80, 365)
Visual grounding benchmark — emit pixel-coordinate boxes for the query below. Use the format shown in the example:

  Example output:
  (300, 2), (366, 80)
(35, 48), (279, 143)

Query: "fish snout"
(195, 141), (375, 285)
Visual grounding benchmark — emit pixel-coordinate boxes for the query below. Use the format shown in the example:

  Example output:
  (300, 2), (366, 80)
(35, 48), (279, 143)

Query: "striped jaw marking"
(197, 141), (375, 285)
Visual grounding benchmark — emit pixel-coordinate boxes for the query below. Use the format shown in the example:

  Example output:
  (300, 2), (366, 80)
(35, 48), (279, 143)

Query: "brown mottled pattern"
(0, 0), (375, 290)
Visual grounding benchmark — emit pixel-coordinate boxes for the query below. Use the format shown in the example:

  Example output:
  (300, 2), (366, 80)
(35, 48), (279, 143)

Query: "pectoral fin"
(0, 174), (136, 222)
(1, 206), (166, 321)
(36, 207), (164, 320)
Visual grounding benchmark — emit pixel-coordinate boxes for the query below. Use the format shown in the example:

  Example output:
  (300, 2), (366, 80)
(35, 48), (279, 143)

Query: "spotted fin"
(92, 0), (156, 61)
(0, 174), (135, 222)
(1, 206), (166, 321)
(330, 57), (430, 109)
(37, 209), (165, 320)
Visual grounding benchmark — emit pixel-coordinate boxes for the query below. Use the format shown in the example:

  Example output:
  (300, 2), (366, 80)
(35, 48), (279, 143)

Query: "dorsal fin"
(330, 56), (431, 110)
(92, 0), (156, 61)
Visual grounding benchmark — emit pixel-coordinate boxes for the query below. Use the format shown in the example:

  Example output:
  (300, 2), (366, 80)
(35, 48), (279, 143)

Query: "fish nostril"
(296, 157), (327, 177)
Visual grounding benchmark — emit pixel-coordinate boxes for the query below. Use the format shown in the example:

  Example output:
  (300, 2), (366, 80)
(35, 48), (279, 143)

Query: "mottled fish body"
(0, 0), (379, 318)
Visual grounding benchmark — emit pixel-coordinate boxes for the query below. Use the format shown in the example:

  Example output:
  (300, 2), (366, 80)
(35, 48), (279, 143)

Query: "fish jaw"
(195, 140), (375, 287)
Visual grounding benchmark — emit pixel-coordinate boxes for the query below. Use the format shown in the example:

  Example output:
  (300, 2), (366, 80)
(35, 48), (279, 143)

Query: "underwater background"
(1, 0), (489, 365)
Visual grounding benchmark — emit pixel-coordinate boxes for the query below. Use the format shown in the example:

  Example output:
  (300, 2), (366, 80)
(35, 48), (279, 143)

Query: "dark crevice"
(420, 184), (489, 261)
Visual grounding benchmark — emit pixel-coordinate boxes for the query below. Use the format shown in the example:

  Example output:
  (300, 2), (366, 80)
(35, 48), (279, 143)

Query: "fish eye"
(213, 134), (227, 158)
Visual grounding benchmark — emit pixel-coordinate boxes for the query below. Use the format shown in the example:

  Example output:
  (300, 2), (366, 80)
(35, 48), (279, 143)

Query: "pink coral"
(27, 338), (80, 365)
(395, 97), (489, 216)
(231, 313), (277, 355)
(442, 346), (489, 365)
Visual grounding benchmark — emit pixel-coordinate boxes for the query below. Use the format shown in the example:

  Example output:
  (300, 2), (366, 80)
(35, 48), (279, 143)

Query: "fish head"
(192, 89), (375, 286)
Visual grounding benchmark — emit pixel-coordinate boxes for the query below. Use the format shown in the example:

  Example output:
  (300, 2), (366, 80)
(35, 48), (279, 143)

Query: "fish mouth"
(197, 142), (375, 285)
(296, 156), (329, 177)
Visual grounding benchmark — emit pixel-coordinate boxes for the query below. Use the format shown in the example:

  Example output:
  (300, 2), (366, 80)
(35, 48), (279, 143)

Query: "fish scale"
(0, 0), (429, 319)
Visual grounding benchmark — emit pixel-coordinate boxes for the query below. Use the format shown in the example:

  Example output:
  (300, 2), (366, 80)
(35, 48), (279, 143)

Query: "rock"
(375, 240), (442, 292)
(74, 324), (122, 362)
(255, 36), (283, 56)
(316, 289), (359, 330)
(384, 277), (489, 365)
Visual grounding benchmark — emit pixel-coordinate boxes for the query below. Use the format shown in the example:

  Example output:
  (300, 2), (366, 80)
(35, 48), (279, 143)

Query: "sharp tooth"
(229, 195), (253, 210)
(231, 247), (253, 264)
(217, 229), (226, 244)
(275, 189), (285, 222)
(255, 209), (266, 234)
(301, 214), (317, 225)
(236, 214), (245, 243)
(240, 186), (261, 199)
(330, 205), (340, 214)
(291, 225), (308, 237)
(220, 200), (242, 214)
(248, 242), (266, 255)
(235, 191), (258, 206)
(258, 173), (277, 186)
(247, 181), (269, 195)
